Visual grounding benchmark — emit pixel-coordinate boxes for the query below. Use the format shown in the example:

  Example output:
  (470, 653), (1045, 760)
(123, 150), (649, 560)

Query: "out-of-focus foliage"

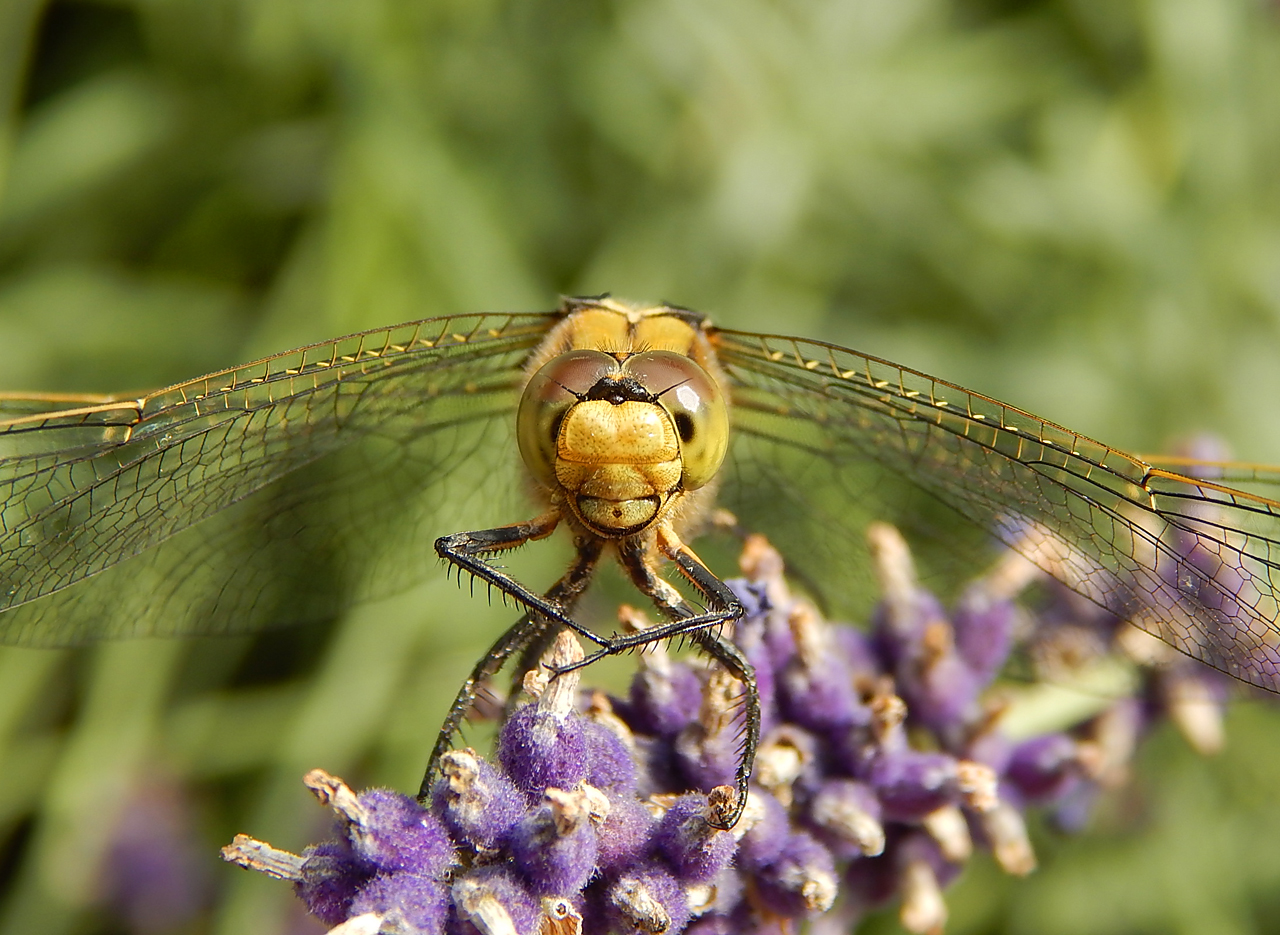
(1, 1), (1280, 933)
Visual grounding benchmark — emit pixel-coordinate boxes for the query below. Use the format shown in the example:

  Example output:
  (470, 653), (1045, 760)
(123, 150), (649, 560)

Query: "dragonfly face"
(515, 302), (730, 538)
(2, 294), (1280, 817)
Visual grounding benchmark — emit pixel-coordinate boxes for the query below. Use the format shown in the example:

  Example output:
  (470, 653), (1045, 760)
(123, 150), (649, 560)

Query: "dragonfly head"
(518, 348), (729, 537)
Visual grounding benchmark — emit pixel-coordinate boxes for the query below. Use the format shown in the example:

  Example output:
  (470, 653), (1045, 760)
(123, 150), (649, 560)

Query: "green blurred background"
(2, 0), (1280, 932)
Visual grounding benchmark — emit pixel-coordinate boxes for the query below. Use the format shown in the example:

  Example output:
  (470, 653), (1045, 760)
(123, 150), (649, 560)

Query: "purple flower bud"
(867, 523), (949, 673)
(584, 717), (639, 794)
(350, 871), (450, 934)
(303, 771), (452, 879)
(808, 779), (884, 858)
(451, 866), (542, 935)
(896, 630), (983, 735)
(963, 724), (1013, 775)
(596, 794), (657, 872)
(606, 860), (691, 935)
(497, 629), (597, 798)
(432, 749), (526, 850)
(752, 831), (837, 917)
(510, 787), (600, 896)
(736, 791), (789, 871)
(619, 604), (704, 740)
(1005, 733), (1084, 803)
(831, 624), (880, 679)
(653, 790), (737, 883)
(295, 839), (372, 926)
(866, 749), (996, 823)
(628, 653), (705, 739)
(865, 750), (960, 822)
(353, 789), (454, 877)
(674, 668), (746, 792)
(952, 583), (1019, 684)
(779, 603), (868, 733)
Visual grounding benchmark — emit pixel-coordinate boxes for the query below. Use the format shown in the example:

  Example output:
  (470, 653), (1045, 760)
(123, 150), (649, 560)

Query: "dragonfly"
(2, 295), (1279, 824)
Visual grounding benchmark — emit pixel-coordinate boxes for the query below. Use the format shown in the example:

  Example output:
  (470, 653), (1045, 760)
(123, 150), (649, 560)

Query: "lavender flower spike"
(220, 523), (1252, 935)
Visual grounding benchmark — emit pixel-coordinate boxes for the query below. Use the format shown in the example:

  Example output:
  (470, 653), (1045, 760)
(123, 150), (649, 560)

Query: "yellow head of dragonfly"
(516, 302), (730, 538)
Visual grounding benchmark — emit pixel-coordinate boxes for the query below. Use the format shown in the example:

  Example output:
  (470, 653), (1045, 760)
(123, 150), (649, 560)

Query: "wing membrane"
(711, 328), (1280, 692)
(5, 307), (1280, 693)
(0, 312), (558, 645)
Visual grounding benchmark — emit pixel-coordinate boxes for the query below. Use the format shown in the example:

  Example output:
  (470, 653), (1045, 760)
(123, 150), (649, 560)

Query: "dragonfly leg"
(573, 530), (748, 654)
(556, 530), (757, 829)
(435, 513), (610, 649)
(418, 534), (604, 800)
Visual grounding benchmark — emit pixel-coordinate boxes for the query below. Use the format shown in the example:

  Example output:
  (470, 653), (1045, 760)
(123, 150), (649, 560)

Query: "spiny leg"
(435, 512), (610, 650)
(420, 529), (605, 800)
(558, 531), (757, 829)
(688, 628), (760, 831)
(576, 531), (747, 655)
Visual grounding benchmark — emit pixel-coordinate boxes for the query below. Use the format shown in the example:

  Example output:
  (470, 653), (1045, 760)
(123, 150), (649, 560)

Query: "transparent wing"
(1140, 455), (1280, 493)
(0, 312), (558, 646)
(711, 328), (1280, 693)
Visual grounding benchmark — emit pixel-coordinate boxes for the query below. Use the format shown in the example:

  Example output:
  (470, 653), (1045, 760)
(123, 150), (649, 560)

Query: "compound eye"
(625, 351), (729, 490)
(518, 350), (618, 487)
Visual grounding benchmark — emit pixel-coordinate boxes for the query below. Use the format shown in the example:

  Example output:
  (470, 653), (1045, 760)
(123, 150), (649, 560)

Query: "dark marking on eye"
(675, 412), (695, 443)
(549, 410), (567, 443)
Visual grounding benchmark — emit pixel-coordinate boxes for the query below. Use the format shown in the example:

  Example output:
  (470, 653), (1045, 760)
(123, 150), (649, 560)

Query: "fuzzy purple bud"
(432, 749), (526, 850)
(497, 636), (595, 799)
(736, 790), (789, 871)
(868, 523), (949, 673)
(752, 831), (837, 917)
(584, 718), (639, 793)
(619, 604), (706, 740)
(628, 657), (705, 737)
(779, 604), (868, 733)
(596, 794), (657, 872)
(1005, 733), (1084, 803)
(865, 750), (962, 822)
(294, 839), (372, 926)
(606, 861), (691, 935)
(452, 866), (542, 935)
(832, 624), (880, 678)
(808, 778), (885, 859)
(951, 587), (1018, 684)
(510, 787), (600, 896)
(653, 791), (736, 883)
(353, 789), (454, 877)
(350, 871), (450, 934)
(674, 668), (746, 792)
(894, 622), (984, 733)
(499, 704), (594, 799)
